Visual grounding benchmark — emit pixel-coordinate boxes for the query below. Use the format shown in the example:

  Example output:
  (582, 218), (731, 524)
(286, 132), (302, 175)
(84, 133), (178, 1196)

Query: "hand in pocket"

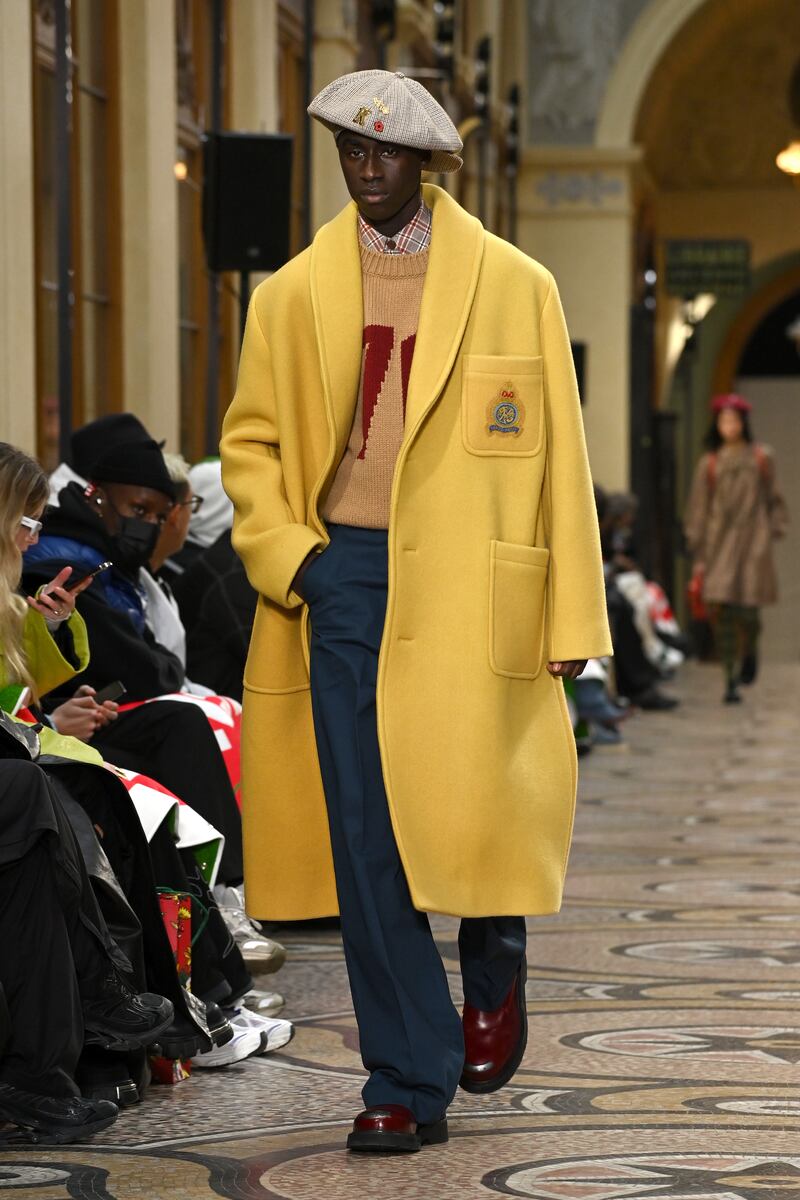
(292, 549), (327, 604)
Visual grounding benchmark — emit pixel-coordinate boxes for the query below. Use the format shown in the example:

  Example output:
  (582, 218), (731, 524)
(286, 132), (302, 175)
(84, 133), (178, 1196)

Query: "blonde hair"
(162, 451), (191, 500)
(0, 443), (49, 693)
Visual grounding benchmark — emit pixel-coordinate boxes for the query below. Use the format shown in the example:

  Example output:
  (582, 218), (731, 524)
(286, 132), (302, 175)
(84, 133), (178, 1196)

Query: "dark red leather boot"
(460, 960), (527, 1093)
(346, 1104), (449, 1153)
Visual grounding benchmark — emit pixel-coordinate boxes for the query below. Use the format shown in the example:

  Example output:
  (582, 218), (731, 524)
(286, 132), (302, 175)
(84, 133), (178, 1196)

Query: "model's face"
(717, 408), (744, 443)
(337, 131), (429, 231)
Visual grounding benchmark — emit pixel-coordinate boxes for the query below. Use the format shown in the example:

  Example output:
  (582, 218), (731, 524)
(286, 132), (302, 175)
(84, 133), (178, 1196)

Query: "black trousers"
(306, 525), (526, 1124)
(58, 762), (251, 1008)
(93, 700), (244, 884)
(0, 761), (123, 1097)
(607, 585), (659, 698)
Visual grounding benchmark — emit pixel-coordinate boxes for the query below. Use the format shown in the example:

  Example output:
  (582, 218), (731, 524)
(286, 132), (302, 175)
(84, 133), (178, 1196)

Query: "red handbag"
(687, 570), (708, 622)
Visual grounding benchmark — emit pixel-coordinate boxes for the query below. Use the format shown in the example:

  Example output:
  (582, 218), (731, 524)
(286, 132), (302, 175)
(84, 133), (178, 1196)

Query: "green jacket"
(6, 609), (103, 765)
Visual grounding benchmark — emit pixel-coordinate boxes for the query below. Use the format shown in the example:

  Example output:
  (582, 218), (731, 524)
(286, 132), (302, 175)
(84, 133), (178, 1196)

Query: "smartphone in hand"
(65, 560), (113, 592)
(93, 680), (126, 705)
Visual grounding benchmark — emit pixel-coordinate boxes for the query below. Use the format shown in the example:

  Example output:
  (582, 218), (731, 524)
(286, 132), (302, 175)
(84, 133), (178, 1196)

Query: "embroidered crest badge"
(487, 383), (525, 437)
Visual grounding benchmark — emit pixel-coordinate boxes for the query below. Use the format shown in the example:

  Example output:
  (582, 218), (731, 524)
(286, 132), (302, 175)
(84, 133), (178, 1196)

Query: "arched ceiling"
(635, 0), (800, 188)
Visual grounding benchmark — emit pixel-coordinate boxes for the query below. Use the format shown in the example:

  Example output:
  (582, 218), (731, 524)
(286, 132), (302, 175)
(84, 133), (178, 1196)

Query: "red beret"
(711, 393), (752, 415)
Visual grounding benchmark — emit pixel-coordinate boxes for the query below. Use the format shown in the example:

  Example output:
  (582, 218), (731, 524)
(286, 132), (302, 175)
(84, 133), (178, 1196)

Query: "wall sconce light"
(776, 141), (800, 175)
(174, 146), (188, 182)
(777, 62), (800, 177)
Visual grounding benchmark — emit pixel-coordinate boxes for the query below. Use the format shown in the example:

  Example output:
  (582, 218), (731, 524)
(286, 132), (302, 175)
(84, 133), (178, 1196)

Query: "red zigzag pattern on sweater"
(358, 324), (416, 460)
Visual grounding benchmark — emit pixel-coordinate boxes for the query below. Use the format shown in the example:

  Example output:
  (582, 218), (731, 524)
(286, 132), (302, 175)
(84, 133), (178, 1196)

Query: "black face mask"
(106, 506), (161, 572)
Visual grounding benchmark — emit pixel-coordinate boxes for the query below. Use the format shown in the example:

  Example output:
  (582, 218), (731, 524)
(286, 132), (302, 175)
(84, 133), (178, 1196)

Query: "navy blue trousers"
(306, 524), (526, 1122)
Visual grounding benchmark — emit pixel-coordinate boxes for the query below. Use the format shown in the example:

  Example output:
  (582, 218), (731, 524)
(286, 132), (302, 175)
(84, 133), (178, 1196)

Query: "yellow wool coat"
(221, 184), (612, 921)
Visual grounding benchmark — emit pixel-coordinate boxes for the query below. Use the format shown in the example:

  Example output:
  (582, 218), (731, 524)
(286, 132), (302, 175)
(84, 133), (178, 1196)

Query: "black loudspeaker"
(203, 132), (293, 273)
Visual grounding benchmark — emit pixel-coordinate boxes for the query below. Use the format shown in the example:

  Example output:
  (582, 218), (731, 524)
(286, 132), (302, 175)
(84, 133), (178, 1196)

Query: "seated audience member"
(140, 451), (207, 687)
(36, 438), (284, 971)
(1, 443), (278, 1067)
(160, 459), (233, 605)
(146, 453), (284, 969)
(50, 426), (215, 698)
(572, 657), (629, 747)
(153, 455), (256, 701)
(605, 492), (684, 673)
(183, 526), (256, 703)
(595, 485), (678, 711)
(23, 440), (245, 882)
(48, 413), (157, 506)
(0, 757), (174, 1142)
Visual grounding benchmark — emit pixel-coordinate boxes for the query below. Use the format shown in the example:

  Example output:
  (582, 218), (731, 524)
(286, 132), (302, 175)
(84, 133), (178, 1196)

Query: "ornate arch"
(595, 0), (710, 147)
(713, 263), (800, 391)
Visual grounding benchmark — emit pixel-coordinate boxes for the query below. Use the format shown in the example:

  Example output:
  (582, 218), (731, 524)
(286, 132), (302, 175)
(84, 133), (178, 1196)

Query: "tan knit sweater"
(322, 243), (429, 529)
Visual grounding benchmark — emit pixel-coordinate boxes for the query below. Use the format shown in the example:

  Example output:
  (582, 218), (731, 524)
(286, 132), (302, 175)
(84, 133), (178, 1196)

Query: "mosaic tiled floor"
(4, 662), (800, 1198)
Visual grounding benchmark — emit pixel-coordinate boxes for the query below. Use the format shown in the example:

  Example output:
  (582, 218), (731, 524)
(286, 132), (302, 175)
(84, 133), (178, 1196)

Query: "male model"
(221, 70), (611, 1153)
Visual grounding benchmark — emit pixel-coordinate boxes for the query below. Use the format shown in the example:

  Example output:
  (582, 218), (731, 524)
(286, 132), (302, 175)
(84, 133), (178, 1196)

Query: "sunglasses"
(20, 516), (43, 536)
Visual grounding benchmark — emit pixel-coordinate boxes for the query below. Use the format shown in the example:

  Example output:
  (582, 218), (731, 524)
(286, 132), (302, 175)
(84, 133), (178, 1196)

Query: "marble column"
(117, 0), (180, 448)
(0, 2), (36, 452)
(518, 146), (642, 489)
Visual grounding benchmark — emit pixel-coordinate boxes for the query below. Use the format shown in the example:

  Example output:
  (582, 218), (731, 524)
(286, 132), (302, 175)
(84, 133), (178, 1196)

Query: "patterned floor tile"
(3, 663), (800, 1198)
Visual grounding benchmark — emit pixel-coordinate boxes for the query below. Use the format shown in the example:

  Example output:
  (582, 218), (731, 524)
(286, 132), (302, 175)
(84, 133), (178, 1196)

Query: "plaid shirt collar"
(358, 203), (432, 255)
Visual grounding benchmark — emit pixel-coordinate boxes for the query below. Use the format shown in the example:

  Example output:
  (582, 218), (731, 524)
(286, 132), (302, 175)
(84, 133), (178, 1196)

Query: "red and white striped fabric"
(646, 581), (680, 635)
(118, 693), (242, 804)
(105, 762), (225, 887)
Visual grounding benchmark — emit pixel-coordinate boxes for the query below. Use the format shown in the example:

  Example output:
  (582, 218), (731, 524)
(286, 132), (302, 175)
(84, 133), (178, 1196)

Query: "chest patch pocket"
(461, 355), (544, 457)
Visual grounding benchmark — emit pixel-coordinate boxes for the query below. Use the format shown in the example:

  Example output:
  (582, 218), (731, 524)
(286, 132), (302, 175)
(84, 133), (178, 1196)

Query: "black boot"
(739, 652), (758, 685)
(723, 681), (742, 704)
(151, 993), (233, 1059)
(75, 1048), (139, 1107)
(82, 968), (174, 1052)
(0, 1082), (117, 1143)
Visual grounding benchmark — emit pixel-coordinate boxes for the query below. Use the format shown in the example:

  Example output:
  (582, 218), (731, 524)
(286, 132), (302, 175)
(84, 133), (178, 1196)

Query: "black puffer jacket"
(173, 531), (256, 702)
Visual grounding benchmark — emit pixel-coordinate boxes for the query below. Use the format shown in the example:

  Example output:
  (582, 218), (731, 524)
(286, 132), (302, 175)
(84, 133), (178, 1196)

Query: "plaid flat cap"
(308, 69), (463, 173)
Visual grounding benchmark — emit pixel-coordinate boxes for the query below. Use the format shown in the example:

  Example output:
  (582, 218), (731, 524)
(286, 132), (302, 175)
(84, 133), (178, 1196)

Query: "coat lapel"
(309, 185), (484, 464)
(309, 203), (364, 469)
(403, 184), (484, 436)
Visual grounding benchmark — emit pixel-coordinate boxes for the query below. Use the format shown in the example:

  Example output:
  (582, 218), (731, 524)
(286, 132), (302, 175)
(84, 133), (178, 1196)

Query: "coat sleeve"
(540, 275), (613, 662)
(684, 455), (712, 563)
(22, 566), (184, 702)
(66, 593), (185, 701)
(22, 608), (90, 699)
(761, 446), (790, 539)
(220, 292), (326, 609)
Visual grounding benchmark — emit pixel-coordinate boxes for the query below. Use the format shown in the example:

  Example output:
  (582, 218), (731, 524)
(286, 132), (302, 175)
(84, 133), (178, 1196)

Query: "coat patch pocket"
(489, 540), (550, 679)
(462, 355), (544, 457)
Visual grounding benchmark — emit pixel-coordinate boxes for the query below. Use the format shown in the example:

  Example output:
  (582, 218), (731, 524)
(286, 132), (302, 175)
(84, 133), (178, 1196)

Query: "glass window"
(32, 0), (120, 467)
(176, 0), (233, 462)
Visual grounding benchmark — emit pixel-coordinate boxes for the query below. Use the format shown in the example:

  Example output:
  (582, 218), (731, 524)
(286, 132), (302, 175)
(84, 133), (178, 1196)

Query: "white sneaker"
(190, 1026), (262, 1069)
(657, 645), (684, 671)
(242, 988), (285, 1015)
(212, 886), (287, 973)
(227, 1008), (294, 1056)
